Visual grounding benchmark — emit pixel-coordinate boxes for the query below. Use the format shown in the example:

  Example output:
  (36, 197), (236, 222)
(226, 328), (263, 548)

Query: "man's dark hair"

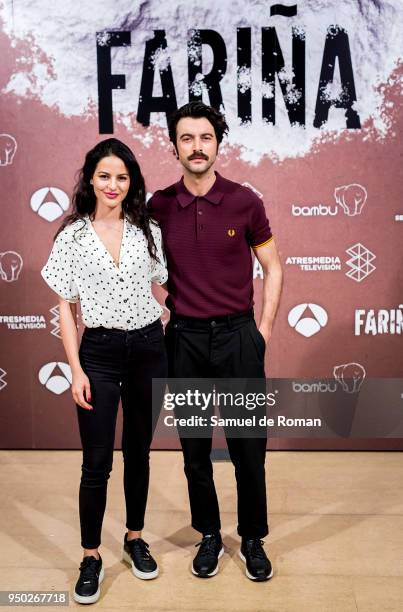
(168, 101), (229, 148)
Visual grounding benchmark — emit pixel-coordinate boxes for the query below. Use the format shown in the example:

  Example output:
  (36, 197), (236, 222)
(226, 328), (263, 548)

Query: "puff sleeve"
(41, 232), (79, 303)
(150, 223), (168, 285)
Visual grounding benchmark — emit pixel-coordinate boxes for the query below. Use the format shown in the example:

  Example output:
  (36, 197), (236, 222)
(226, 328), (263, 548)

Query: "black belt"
(170, 309), (254, 330)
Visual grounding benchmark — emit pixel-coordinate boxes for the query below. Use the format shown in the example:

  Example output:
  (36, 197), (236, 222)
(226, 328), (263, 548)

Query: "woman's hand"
(58, 298), (92, 410)
(72, 368), (93, 410)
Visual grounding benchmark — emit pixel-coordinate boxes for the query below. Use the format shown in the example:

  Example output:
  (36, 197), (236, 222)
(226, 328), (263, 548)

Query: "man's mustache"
(188, 152), (209, 161)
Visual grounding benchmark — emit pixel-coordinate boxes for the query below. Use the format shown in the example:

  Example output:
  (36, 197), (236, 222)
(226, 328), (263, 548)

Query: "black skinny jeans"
(77, 319), (167, 549)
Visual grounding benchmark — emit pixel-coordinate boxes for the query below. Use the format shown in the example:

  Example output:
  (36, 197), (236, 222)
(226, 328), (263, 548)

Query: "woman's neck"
(92, 204), (123, 223)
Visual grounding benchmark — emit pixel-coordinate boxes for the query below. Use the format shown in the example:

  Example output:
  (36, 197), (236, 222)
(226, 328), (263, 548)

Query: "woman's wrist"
(71, 363), (84, 376)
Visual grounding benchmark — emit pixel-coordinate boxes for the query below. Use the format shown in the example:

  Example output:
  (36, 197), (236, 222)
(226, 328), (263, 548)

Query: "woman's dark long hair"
(55, 138), (157, 261)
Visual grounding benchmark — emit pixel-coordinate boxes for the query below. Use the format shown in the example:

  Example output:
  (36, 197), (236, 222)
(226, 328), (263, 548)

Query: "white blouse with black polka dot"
(41, 216), (168, 330)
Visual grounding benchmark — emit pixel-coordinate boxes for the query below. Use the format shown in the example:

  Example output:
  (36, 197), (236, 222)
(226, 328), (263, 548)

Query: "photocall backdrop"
(0, 1), (402, 449)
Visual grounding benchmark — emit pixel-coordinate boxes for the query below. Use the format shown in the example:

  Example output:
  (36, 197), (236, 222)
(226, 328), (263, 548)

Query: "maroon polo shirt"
(149, 171), (272, 318)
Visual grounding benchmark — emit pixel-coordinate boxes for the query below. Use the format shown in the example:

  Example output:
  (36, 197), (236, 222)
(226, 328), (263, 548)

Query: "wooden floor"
(1, 450), (402, 611)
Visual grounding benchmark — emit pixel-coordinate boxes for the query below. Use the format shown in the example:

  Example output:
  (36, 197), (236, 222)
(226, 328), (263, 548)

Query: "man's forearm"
(259, 265), (283, 339)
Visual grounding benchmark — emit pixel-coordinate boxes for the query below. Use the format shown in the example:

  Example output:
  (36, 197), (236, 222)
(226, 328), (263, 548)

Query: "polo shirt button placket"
(196, 199), (204, 237)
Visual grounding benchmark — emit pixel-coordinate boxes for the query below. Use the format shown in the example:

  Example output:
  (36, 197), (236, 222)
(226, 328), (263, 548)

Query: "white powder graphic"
(150, 45), (171, 72)
(237, 66), (252, 96)
(1, 0), (402, 163)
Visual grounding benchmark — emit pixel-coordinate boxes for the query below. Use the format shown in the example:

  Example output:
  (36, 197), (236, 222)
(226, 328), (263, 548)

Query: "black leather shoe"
(122, 534), (158, 579)
(73, 555), (104, 605)
(239, 539), (273, 581)
(192, 533), (224, 577)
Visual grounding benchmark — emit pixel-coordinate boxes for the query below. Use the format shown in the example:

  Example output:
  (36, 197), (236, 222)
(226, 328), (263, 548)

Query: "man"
(149, 101), (283, 581)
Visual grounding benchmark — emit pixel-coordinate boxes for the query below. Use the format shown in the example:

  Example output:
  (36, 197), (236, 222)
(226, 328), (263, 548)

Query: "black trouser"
(77, 320), (167, 549)
(164, 310), (268, 539)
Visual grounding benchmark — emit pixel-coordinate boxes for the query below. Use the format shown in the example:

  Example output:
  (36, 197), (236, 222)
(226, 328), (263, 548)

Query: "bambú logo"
(333, 363), (366, 393)
(292, 183), (368, 218)
(334, 184), (367, 216)
(0, 134), (17, 166)
(0, 251), (23, 282)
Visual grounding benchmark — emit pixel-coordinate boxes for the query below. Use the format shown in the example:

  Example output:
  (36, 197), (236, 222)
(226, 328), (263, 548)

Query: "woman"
(41, 138), (168, 604)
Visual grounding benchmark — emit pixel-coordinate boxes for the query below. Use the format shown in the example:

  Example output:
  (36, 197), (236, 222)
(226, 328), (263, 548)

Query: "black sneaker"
(122, 534), (158, 580)
(192, 533), (224, 578)
(73, 555), (104, 605)
(239, 539), (273, 581)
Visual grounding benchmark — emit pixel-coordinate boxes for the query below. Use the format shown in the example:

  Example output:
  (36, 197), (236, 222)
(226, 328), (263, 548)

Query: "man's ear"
(172, 147), (179, 160)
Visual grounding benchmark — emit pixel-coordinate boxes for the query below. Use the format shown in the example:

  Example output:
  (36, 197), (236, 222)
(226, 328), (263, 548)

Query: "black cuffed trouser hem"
(237, 526), (269, 539)
(192, 521), (222, 535)
(81, 540), (101, 549)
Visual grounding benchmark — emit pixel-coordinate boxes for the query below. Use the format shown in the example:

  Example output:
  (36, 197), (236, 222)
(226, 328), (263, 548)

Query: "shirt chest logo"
(227, 228), (236, 237)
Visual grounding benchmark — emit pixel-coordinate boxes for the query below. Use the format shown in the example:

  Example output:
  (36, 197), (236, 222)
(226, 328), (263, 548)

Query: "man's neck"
(183, 168), (217, 196)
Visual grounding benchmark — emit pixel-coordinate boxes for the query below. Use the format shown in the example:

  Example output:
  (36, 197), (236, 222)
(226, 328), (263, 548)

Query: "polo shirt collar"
(176, 171), (225, 208)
